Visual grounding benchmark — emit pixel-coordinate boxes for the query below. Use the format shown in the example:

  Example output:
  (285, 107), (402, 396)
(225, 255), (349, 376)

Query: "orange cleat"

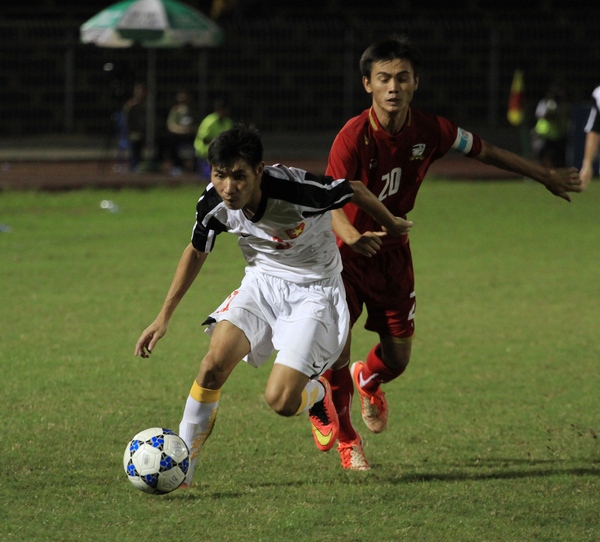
(308, 377), (339, 451)
(351, 361), (388, 433)
(338, 434), (370, 471)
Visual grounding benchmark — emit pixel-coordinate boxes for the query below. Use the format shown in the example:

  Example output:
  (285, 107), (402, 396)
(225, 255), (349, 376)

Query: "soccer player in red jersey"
(323, 35), (583, 470)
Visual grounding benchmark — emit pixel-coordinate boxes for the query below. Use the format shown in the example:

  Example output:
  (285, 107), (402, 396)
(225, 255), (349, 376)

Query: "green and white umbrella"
(80, 0), (224, 157)
(80, 0), (224, 48)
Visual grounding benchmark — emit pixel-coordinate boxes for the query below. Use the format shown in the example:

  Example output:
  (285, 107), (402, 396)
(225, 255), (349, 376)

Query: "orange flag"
(507, 69), (524, 126)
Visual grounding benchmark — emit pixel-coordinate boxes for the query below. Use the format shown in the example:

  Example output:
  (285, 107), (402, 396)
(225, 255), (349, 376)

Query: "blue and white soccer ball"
(123, 427), (189, 495)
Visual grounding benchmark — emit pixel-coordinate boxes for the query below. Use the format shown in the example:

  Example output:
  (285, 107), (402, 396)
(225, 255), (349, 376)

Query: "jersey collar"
(368, 106), (412, 135)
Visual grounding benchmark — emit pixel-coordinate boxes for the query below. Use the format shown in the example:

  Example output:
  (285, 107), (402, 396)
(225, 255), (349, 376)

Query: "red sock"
(360, 343), (406, 394)
(326, 367), (358, 443)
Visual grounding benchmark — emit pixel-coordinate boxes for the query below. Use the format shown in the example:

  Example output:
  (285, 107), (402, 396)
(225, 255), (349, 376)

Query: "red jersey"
(327, 107), (482, 257)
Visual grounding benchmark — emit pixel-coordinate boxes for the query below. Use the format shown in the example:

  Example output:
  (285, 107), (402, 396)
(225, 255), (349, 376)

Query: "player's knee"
(196, 355), (229, 389)
(264, 388), (297, 417)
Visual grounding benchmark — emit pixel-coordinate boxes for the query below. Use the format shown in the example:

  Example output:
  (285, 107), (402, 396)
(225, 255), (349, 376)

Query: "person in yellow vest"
(531, 85), (569, 168)
(194, 97), (234, 178)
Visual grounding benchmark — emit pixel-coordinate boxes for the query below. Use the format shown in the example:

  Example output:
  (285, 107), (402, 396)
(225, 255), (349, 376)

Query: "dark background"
(0, 0), (598, 168)
(0, 1), (594, 20)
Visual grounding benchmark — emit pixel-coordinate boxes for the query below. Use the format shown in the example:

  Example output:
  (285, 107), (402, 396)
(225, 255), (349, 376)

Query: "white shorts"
(204, 268), (349, 378)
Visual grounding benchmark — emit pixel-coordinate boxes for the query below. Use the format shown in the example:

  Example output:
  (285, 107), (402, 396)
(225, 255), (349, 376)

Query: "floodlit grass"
(1, 180), (598, 542)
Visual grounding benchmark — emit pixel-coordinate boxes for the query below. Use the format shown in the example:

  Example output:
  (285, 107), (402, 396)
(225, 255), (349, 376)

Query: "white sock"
(294, 379), (326, 415)
(178, 385), (220, 486)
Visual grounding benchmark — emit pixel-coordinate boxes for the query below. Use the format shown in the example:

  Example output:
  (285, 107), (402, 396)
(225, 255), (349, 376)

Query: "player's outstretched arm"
(475, 141), (583, 202)
(348, 180), (413, 235)
(135, 243), (208, 358)
(331, 208), (386, 257)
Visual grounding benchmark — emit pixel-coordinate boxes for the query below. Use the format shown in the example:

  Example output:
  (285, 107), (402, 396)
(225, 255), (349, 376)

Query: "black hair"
(359, 34), (422, 79)
(207, 124), (263, 169)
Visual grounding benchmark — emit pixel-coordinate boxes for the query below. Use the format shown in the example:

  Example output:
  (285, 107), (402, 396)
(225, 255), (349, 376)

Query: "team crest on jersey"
(410, 144), (426, 160)
(285, 222), (305, 239)
(369, 159), (378, 170)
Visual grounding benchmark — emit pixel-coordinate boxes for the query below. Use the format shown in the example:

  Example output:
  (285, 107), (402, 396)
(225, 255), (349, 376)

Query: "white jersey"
(191, 165), (355, 283)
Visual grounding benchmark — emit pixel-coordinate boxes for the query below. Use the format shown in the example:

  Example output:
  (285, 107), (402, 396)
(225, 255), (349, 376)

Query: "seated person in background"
(156, 89), (200, 175)
(122, 82), (147, 171)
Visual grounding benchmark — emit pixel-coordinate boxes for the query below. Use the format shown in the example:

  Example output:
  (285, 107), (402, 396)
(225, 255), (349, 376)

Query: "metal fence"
(0, 13), (598, 139)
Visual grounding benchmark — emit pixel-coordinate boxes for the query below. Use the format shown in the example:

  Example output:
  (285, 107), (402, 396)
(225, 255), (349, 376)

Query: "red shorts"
(341, 239), (415, 339)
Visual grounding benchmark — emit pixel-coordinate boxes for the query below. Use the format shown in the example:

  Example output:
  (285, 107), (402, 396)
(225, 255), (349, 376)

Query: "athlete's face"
(364, 58), (418, 117)
(211, 159), (264, 212)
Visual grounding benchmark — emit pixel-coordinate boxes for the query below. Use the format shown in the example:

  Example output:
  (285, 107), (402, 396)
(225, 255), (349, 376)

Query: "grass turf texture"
(1, 180), (598, 542)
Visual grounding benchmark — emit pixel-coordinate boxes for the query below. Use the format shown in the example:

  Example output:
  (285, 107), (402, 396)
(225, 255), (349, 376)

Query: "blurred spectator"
(530, 85), (570, 168)
(211, 0), (237, 19)
(194, 97), (234, 178)
(156, 89), (200, 175)
(580, 85), (600, 189)
(122, 82), (147, 171)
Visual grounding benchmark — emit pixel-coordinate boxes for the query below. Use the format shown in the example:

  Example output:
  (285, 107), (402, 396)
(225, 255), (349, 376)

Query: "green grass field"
(1, 179), (598, 542)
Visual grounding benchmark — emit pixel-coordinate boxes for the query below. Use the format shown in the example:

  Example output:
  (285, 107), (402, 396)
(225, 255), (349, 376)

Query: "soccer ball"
(123, 427), (189, 495)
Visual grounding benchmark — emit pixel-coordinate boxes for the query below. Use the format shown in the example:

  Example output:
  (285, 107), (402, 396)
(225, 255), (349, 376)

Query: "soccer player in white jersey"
(321, 35), (584, 471)
(134, 124), (413, 487)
